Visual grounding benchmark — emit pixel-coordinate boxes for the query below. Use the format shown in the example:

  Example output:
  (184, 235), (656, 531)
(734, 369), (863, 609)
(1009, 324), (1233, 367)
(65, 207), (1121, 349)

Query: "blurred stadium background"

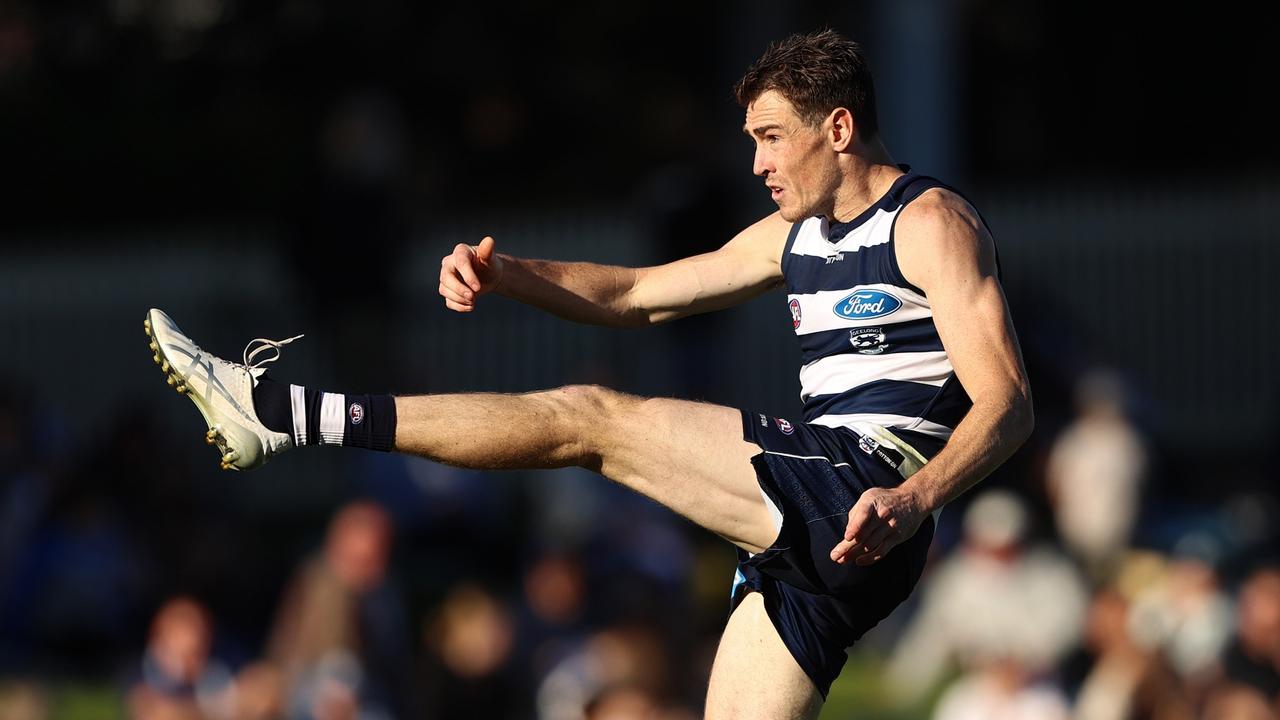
(2, 1), (1278, 719)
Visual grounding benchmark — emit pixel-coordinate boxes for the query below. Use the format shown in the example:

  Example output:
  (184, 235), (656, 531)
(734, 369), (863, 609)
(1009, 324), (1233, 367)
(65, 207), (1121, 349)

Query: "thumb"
(475, 236), (496, 263)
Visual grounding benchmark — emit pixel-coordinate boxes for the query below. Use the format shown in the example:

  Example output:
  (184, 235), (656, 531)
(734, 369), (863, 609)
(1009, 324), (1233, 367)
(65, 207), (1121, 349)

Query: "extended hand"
(439, 236), (505, 312)
(829, 486), (928, 566)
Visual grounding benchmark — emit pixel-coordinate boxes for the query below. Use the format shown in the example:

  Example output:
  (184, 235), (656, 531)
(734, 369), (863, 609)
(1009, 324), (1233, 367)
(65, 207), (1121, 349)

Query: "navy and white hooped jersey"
(782, 168), (991, 458)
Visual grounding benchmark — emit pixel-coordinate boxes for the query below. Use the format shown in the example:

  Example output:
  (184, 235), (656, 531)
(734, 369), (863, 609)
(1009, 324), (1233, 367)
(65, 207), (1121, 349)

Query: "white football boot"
(144, 308), (302, 471)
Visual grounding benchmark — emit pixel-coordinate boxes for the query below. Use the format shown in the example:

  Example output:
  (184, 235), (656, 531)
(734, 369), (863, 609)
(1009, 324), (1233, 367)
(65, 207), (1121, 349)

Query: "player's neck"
(829, 140), (900, 223)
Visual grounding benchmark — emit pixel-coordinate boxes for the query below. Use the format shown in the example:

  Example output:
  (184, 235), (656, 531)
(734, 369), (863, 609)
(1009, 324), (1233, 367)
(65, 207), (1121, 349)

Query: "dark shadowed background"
(2, 2), (1278, 719)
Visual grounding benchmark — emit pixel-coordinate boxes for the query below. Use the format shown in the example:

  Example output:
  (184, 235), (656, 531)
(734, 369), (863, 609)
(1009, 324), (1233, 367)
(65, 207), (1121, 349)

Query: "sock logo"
(348, 402), (365, 426)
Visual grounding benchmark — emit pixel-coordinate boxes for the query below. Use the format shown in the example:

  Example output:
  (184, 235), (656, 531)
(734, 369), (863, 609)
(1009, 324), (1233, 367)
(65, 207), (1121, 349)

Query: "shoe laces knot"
(242, 334), (305, 373)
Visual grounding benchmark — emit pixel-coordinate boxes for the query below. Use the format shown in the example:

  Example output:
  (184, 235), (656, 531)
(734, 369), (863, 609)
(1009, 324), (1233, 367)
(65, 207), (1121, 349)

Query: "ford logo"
(833, 289), (902, 320)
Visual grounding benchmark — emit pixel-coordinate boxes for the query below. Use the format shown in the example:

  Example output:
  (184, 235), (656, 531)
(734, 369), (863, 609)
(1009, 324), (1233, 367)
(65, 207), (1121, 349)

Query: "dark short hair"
(734, 29), (879, 140)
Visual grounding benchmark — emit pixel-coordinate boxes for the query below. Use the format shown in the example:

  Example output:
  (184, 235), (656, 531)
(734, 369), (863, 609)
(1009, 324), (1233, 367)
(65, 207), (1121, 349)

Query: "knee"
(555, 384), (625, 414)
(551, 384), (636, 456)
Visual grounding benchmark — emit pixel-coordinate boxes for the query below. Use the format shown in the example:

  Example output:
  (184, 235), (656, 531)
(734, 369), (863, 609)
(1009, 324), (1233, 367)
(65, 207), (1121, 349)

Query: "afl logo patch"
(348, 402), (365, 425)
(775, 418), (795, 435)
(788, 298), (802, 329)
(850, 327), (886, 354)
(833, 289), (902, 321)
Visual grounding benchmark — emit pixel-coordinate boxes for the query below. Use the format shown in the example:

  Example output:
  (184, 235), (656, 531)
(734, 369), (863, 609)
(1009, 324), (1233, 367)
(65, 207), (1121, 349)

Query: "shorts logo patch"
(850, 327), (886, 354)
(833, 289), (902, 321)
(789, 298), (802, 329)
(775, 418), (794, 435)
(758, 413), (768, 427)
(348, 402), (365, 425)
(858, 434), (879, 454)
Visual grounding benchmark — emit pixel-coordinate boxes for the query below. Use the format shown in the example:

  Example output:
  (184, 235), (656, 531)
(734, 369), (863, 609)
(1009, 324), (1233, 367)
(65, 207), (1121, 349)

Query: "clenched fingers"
(451, 243), (483, 291)
(439, 253), (477, 309)
(439, 283), (476, 313)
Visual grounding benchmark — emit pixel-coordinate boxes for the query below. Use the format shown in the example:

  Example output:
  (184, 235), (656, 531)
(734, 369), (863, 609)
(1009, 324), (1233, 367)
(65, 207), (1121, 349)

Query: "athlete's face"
(744, 90), (840, 222)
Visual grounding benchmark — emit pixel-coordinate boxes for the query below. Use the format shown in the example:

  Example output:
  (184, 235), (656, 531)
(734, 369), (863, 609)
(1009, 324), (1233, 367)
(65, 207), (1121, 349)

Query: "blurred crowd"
(3, 1), (1278, 718)
(3, 359), (1280, 720)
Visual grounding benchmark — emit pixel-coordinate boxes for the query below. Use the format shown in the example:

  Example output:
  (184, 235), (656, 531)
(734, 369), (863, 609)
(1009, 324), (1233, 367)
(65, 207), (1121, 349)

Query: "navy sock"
(253, 377), (294, 435)
(252, 377), (396, 451)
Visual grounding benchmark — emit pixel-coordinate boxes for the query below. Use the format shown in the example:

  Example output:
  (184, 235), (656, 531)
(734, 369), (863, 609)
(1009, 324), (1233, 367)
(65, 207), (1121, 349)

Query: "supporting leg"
(705, 592), (824, 720)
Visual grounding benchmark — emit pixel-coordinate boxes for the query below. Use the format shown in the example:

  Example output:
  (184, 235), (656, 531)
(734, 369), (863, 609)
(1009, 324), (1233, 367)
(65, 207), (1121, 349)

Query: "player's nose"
(753, 147), (772, 177)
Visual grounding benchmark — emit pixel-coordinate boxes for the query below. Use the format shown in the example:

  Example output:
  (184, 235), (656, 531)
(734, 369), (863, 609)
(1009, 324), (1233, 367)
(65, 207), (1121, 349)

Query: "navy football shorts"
(732, 410), (937, 697)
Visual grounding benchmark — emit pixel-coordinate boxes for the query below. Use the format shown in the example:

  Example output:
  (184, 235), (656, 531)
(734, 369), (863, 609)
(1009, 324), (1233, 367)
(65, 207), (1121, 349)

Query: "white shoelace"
(242, 334), (305, 371)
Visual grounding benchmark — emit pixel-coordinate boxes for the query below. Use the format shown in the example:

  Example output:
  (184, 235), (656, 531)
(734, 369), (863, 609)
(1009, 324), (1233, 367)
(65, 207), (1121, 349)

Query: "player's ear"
(828, 107), (857, 151)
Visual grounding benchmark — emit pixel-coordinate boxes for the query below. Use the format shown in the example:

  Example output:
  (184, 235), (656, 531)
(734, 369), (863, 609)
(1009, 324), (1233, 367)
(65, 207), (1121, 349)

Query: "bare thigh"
(395, 387), (778, 553)
(587, 394), (778, 553)
(705, 591), (824, 720)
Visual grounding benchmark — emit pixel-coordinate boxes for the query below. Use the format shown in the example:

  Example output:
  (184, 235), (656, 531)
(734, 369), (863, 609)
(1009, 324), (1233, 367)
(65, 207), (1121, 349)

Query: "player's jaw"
(768, 178), (814, 222)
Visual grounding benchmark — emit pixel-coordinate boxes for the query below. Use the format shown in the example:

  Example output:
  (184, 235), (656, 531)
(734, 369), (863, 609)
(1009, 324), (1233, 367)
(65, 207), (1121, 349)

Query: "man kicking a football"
(145, 29), (1032, 719)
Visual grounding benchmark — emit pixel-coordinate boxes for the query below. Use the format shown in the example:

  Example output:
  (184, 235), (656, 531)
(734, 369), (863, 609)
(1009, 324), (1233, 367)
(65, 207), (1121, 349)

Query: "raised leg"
(705, 591), (824, 719)
(393, 385), (778, 553)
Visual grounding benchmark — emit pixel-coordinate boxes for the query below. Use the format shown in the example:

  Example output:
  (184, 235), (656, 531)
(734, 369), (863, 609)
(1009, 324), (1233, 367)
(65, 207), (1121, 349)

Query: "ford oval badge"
(833, 289), (902, 320)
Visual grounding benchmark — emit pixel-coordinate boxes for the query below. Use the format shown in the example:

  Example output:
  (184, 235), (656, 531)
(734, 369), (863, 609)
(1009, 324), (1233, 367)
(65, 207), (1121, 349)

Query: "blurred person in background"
(266, 502), (412, 720)
(128, 596), (234, 720)
(584, 684), (697, 720)
(233, 662), (285, 720)
(0, 680), (47, 720)
(885, 491), (1086, 702)
(1123, 545), (1232, 697)
(1070, 567), (1194, 720)
(537, 624), (676, 720)
(146, 28), (1034, 719)
(1046, 369), (1147, 581)
(1222, 567), (1280, 703)
(931, 656), (1070, 720)
(517, 549), (589, 683)
(1200, 682), (1275, 720)
(418, 583), (518, 720)
(286, 653), (388, 720)
(584, 685), (662, 720)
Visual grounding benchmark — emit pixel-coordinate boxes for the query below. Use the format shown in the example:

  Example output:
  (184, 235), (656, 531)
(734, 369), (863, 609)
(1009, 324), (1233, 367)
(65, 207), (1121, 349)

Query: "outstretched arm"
(439, 213), (790, 327)
(830, 189), (1034, 566)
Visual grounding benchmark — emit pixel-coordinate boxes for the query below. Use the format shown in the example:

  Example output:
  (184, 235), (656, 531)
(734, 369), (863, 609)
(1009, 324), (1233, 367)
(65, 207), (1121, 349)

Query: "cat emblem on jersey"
(789, 298), (802, 329)
(850, 327), (887, 354)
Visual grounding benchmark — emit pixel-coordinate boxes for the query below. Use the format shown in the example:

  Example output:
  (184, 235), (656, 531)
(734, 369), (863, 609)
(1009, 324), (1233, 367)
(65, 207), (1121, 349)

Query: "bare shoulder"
(727, 211), (792, 251)
(719, 210), (791, 275)
(894, 188), (996, 289)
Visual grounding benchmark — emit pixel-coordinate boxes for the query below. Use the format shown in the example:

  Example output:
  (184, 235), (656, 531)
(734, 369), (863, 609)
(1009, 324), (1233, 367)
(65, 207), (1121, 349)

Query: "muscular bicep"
(629, 212), (788, 324)
(897, 192), (1030, 408)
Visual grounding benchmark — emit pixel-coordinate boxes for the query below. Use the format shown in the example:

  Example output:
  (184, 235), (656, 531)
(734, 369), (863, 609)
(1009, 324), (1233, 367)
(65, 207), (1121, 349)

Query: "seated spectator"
(419, 583), (518, 720)
(932, 658), (1070, 720)
(886, 491), (1088, 701)
(128, 596), (234, 720)
(1072, 575), (1193, 720)
(267, 501), (411, 720)
(1222, 567), (1280, 702)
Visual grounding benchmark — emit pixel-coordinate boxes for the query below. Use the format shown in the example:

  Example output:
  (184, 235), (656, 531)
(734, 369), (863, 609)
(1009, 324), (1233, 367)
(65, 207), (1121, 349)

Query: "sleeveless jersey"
(781, 169), (988, 458)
